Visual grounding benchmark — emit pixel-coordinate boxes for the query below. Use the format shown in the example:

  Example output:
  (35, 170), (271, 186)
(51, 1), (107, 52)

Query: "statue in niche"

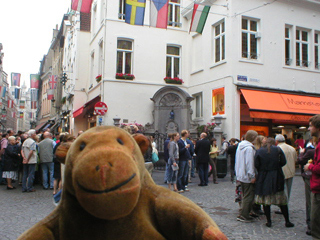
(170, 110), (174, 120)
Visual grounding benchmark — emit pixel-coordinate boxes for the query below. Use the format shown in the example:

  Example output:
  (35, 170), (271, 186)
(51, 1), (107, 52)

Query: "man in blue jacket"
(177, 130), (192, 193)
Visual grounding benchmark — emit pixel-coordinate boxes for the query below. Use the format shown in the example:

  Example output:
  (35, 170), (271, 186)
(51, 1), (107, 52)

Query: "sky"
(0, 0), (71, 88)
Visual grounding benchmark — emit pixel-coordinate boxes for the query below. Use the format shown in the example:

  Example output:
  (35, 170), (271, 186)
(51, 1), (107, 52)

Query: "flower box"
(115, 73), (135, 80)
(96, 74), (102, 82)
(164, 77), (184, 85)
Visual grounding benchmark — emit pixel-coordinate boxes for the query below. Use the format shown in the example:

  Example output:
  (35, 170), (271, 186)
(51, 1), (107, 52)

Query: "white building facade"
(66, 0), (320, 140)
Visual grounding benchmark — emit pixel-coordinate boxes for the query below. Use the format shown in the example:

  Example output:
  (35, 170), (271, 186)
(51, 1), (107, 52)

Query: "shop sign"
(249, 78), (260, 83)
(237, 75), (247, 82)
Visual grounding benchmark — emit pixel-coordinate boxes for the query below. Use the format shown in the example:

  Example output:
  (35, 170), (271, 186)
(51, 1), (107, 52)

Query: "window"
(168, 0), (181, 27)
(213, 20), (225, 63)
(98, 40), (103, 75)
(315, 33), (319, 69)
(193, 93), (203, 118)
(285, 26), (292, 65)
(90, 52), (95, 85)
(166, 46), (180, 78)
(118, 0), (125, 20)
(296, 29), (309, 67)
(241, 18), (259, 60)
(117, 40), (133, 74)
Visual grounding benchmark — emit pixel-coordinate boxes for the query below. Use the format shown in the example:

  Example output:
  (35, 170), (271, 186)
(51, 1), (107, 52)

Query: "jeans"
(22, 164), (36, 191)
(177, 160), (189, 190)
(303, 177), (311, 229)
(240, 182), (255, 219)
(198, 162), (209, 185)
(311, 193), (320, 239)
(41, 162), (54, 189)
(191, 156), (196, 177)
(164, 163), (170, 183)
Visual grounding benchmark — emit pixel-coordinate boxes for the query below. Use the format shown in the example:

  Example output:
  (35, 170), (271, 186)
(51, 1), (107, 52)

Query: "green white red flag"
(190, 4), (210, 34)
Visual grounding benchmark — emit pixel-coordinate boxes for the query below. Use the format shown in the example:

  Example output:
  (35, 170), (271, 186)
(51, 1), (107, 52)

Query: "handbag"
(151, 152), (159, 163)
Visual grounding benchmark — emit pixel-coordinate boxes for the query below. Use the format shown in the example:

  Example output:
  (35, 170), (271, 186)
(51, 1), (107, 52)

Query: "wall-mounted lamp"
(61, 72), (68, 87)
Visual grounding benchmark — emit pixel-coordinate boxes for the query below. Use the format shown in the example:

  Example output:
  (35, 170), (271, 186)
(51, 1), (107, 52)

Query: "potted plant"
(96, 74), (102, 82)
(115, 73), (135, 80)
(164, 77), (184, 84)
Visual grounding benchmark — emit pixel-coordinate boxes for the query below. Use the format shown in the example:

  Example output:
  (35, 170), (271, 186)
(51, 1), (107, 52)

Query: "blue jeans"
(41, 162), (54, 189)
(22, 164), (36, 191)
(198, 162), (209, 185)
(164, 163), (170, 183)
(177, 160), (189, 191)
(167, 164), (178, 184)
(191, 156), (196, 177)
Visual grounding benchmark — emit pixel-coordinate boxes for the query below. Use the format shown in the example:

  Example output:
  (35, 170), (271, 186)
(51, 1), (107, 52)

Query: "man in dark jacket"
(163, 135), (171, 184)
(195, 132), (211, 186)
(177, 130), (192, 193)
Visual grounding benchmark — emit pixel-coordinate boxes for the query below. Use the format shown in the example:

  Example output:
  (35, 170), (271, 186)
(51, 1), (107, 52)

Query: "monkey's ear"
(55, 142), (71, 164)
(132, 134), (150, 155)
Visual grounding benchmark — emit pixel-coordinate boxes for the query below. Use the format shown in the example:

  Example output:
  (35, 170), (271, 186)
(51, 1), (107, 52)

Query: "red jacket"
(310, 142), (320, 193)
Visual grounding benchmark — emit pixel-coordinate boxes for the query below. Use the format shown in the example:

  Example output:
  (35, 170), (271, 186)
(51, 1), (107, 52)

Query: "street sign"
(94, 102), (108, 116)
(98, 116), (103, 126)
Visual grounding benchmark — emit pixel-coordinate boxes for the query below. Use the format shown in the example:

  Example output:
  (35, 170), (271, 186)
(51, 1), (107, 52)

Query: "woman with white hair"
(2, 136), (20, 189)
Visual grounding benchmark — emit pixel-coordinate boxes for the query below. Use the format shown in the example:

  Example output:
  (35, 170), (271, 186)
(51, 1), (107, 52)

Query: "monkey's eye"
(117, 138), (124, 145)
(80, 142), (86, 151)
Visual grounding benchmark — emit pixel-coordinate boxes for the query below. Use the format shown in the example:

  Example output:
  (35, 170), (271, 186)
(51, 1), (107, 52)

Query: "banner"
(72, 0), (93, 13)
(47, 89), (54, 100)
(14, 88), (21, 99)
(30, 89), (38, 101)
(0, 86), (7, 98)
(19, 100), (25, 109)
(30, 74), (40, 89)
(31, 101), (37, 109)
(125, 0), (146, 25)
(49, 75), (57, 89)
(20, 112), (24, 119)
(11, 73), (21, 87)
(7, 100), (14, 108)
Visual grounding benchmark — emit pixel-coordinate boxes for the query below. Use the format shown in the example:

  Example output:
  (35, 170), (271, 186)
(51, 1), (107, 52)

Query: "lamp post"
(213, 113), (223, 149)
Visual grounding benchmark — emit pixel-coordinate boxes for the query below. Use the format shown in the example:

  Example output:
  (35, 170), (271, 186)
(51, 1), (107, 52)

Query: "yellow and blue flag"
(125, 0), (146, 25)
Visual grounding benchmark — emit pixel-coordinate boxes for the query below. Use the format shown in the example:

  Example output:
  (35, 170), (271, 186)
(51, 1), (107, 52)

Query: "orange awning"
(240, 89), (320, 122)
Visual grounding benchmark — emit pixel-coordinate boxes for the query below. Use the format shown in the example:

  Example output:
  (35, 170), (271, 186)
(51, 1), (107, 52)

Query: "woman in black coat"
(2, 136), (20, 189)
(254, 137), (294, 228)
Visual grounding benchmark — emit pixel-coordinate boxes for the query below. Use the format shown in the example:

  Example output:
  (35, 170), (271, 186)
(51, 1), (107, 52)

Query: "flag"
(190, 4), (211, 34)
(125, 0), (146, 25)
(20, 112), (24, 119)
(14, 88), (21, 99)
(0, 86), (7, 98)
(30, 74), (40, 89)
(72, 0), (93, 13)
(47, 89), (54, 100)
(19, 100), (25, 109)
(7, 100), (14, 108)
(49, 75), (57, 89)
(29, 112), (33, 119)
(30, 89), (38, 101)
(31, 101), (37, 109)
(150, 0), (168, 29)
(11, 73), (21, 87)
(12, 112), (16, 118)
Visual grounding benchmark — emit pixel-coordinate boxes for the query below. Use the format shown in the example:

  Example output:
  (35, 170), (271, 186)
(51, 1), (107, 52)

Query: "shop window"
(213, 20), (225, 63)
(166, 45), (180, 78)
(241, 17), (260, 60)
(285, 26), (293, 65)
(193, 93), (203, 118)
(118, 0), (126, 20)
(296, 29), (310, 67)
(168, 0), (181, 28)
(117, 39), (133, 74)
(212, 87), (225, 115)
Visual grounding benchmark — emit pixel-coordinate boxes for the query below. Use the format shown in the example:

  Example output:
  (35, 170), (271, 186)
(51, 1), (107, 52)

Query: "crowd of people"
(1, 117), (319, 239)
(0, 128), (78, 204)
(161, 116), (320, 239)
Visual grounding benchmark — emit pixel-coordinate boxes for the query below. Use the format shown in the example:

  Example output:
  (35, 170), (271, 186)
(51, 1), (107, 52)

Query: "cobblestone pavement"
(0, 170), (311, 240)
